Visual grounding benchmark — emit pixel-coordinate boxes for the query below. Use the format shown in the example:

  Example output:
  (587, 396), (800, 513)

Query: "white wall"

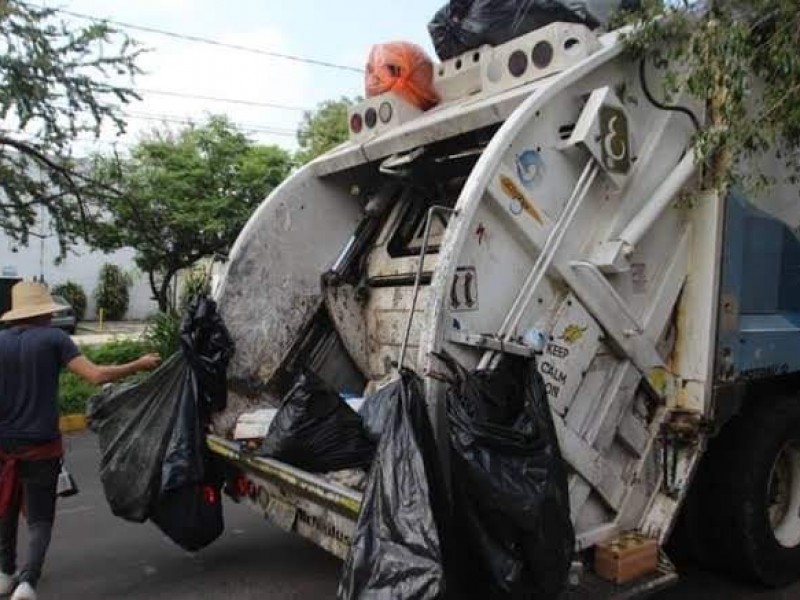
(0, 231), (157, 321)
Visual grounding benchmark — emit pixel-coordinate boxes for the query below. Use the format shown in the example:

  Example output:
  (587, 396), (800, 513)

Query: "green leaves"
(87, 115), (293, 312)
(623, 0), (800, 192)
(0, 1), (141, 249)
(296, 97), (358, 164)
(94, 263), (131, 321)
(51, 280), (87, 320)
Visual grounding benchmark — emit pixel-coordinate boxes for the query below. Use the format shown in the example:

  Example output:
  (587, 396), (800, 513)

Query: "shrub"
(95, 263), (131, 321)
(145, 311), (181, 359)
(83, 338), (149, 365)
(59, 373), (98, 415)
(51, 281), (87, 321)
(58, 338), (150, 415)
(179, 267), (211, 310)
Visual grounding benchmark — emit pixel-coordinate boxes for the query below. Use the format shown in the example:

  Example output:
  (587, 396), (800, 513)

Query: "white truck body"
(208, 21), (800, 595)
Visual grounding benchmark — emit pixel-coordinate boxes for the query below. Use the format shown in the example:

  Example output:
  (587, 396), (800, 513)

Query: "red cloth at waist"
(0, 439), (64, 519)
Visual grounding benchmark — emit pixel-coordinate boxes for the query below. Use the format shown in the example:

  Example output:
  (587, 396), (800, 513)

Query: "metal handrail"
(397, 205), (457, 370)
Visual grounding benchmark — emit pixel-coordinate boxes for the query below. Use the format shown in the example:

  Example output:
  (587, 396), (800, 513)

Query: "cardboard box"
(595, 533), (659, 585)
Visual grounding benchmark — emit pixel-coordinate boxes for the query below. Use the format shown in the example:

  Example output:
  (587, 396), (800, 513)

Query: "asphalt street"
(35, 432), (340, 599)
(21, 432), (800, 599)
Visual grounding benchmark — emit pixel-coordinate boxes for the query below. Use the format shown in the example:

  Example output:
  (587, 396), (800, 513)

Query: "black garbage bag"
(87, 354), (191, 522)
(160, 356), (206, 493)
(180, 295), (234, 416)
(338, 370), (452, 600)
(151, 360), (224, 552)
(87, 295), (234, 525)
(259, 371), (375, 472)
(358, 378), (402, 444)
(151, 457), (225, 552)
(437, 352), (574, 600)
(428, 0), (594, 61)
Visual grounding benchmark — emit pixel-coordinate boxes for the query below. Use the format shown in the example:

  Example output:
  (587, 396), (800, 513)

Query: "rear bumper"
(207, 434), (362, 559)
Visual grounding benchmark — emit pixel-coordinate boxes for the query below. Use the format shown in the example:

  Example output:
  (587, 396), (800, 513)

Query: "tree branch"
(0, 134), (90, 236)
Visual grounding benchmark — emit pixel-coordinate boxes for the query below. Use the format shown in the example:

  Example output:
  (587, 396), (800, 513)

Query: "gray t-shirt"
(0, 326), (81, 442)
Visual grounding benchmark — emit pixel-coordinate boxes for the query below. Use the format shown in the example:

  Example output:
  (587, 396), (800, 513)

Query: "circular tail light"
(508, 49), (529, 78)
(233, 475), (248, 497)
(350, 113), (363, 134)
(532, 41), (554, 69)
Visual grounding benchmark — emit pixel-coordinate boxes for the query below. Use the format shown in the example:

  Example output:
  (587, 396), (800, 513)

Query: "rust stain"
(500, 175), (544, 224)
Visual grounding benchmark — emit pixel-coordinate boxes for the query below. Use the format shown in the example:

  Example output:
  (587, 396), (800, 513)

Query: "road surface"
(28, 432), (800, 598)
(39, 432), (339, 599)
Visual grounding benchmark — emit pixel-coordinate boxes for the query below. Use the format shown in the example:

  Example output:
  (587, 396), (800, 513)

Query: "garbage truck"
(204, 19), (800, 597)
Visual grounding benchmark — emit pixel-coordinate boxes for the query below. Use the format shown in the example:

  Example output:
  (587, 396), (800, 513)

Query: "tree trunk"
(157, 269), (177, 314)
(148, 270), (160, 308)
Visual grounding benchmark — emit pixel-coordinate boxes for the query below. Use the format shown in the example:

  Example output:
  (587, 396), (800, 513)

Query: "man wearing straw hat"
(0, 281), (160, 600)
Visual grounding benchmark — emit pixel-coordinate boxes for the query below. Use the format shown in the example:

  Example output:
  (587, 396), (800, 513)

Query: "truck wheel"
(695, 395), (800, 587)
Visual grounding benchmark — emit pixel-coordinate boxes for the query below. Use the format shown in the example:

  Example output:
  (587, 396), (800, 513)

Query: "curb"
(59, 414), (88, 433)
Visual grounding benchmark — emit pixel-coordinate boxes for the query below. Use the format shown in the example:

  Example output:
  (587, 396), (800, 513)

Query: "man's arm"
(67, 353), (161, 385)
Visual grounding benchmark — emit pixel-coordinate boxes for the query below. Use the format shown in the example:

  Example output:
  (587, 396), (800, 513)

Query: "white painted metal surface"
(213, 21), (731, 561)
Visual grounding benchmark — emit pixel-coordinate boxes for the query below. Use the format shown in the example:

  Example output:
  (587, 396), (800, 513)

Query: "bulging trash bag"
(180, 295), (234, 416)
(365, 42), (440, 111)
(437, 351), (574, 600)
(88, 296), (234, 526)
(152, 371), (223, 552)
(160, 356), (205, 494)
(428, 0), (628, 61)
(151, 460), (224, 552)
(259, 371), (375, 473)
(338, 370), (452, 600)
(358, 378), (402, 444)
(88, 354), (190, 522)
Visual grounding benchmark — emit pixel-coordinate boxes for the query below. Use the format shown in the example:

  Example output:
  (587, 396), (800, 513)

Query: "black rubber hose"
(639, 59), (701, 132)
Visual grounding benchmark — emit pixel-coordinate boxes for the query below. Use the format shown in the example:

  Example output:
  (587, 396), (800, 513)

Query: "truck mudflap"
(206, 434), (362, 559)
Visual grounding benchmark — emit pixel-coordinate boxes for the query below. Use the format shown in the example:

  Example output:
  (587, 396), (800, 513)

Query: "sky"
(43, 0), (443, 153)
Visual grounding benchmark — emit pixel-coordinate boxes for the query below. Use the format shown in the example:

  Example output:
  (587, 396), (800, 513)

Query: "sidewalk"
(72, 321), (149, 346)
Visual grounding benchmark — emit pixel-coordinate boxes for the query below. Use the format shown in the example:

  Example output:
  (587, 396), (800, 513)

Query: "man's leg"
(17, 459), (59, 588)
(0, 486), (21, 577)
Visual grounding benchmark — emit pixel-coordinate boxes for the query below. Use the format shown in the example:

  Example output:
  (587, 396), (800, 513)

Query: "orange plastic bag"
(365, 42), (440, 111)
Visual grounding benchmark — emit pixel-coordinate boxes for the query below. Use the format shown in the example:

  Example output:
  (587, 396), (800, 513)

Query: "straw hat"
(1, 282), (63, 322)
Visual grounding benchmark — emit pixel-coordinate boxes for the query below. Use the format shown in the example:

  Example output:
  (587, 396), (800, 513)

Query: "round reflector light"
(508, 50), (528, 78)
(532, 41), (554, 69)
(378, 102), (393, 124)
(365, 107), (378, 129)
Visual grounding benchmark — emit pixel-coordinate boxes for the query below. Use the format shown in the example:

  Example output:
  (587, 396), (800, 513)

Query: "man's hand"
(69, 352), (162, 385)
(136, 353), (162, 370)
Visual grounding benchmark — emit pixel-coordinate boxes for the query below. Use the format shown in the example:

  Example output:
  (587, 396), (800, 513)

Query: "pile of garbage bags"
(429, 0), (640, 61)
(87, 293), (573, 596)
(438, 352), (575, 599)
(259, 371), (375, 472)
(222, 349), (573, 598)
(337, 354), (573, 600)
(88, 296), (234, 552)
